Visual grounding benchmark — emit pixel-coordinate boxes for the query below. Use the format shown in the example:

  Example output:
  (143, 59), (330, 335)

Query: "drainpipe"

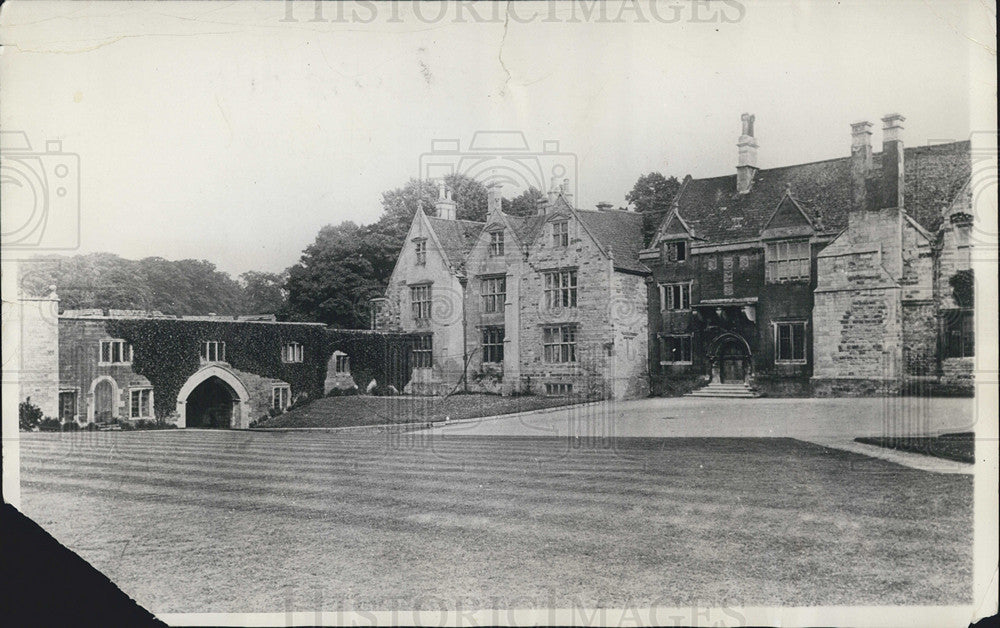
(459, 275), (469, 393)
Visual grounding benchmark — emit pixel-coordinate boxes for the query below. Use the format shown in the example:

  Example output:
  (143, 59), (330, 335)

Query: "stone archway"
(88, 375), (118, 422)
(707, 333), (753, 384)
(176, 365), (251, 429)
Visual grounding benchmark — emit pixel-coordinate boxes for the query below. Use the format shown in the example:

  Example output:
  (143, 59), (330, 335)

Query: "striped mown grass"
(19, 430), (972, 613)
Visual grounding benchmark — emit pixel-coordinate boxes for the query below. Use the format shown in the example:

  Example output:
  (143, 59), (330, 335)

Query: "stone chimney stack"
(487, 183), (503, 215)
(435, 180), (456, 220)
(547, 175), (561, 204)
(535, 197), (548, 217)
(560, 178), (573, 205)
(850, 120), (874, 212)
(736, 113), (758, 194)
(880, 113), (905, 209)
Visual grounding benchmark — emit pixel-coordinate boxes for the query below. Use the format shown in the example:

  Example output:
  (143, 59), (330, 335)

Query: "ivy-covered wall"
(99, 319), (417, 417)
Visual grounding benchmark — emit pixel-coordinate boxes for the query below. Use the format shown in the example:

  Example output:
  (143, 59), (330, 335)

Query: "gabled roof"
(670, 140), (971, 244)
(494, 193), (649, 274)
(575, 208), (650, 274)
(424, 216), (484, 272)
(655, 207), (697, 240)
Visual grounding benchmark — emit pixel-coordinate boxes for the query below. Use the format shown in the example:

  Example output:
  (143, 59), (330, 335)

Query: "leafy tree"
(502, 186), (545, 217)
(240, 271), (287, 315)
(626, 172), (682, 246)
(284, 222), (384, 328)
(625, 172), (681, 214)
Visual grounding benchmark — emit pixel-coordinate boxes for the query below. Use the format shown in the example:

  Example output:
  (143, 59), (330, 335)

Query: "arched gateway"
(707, 333), (752, 384)
(176, 365), (251, 429)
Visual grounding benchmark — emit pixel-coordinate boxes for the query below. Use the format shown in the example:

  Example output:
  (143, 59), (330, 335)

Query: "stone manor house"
(374, 113), (975, 399)
(17, 112), (976, 427)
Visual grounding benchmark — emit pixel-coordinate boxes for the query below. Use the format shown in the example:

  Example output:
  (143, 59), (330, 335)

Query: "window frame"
(481, 326), (505, 364)
(481, 276), (506, 313)
(659, 282), (692, 311)
(59, 390), (78, 421)
(664, 240), (687, 263)
(413, 333), (433, 368)
(659, 335), (693, 365)
(542, 325), (578, 363)
(410, 284), (432, 320)
(551, 220), (569, 247)
(200, 340), (226, 363)
(773, 321), (808, 364)
(413, 238), (427, 266)
(543, 269), (578, 309)
(334, 352), (350, 373)
(281, 342), (304, 363)
(488, 230), (505, 257)
(545, 383), (573, 396)
(944, 309), (974, 358)
(272, 384), (291, 411)
(765, 239), (811, 283)
(99, 339), (133, 365)
(129, 387), (153, 419)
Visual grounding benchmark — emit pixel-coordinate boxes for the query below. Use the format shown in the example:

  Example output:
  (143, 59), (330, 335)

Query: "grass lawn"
(257, 393), (588, 428)
(19, 430), (972, 614)
(855, 432), (975, 464)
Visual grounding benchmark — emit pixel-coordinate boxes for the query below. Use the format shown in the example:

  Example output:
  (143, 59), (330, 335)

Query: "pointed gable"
(760, 193), (816, 240)
(424, 216), (484, 273)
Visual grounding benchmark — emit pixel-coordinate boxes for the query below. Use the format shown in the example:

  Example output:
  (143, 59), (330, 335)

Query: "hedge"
(104, 319), (418, 418)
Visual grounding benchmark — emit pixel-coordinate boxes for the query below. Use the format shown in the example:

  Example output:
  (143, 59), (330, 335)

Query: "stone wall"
(518, 210), (615, 398)
(17, 291), (61, 420)
(462, 211), (525, 395)
(59, 318), (153, 422)
(611, 271), (650, 399)
(385, 212), (467, 395)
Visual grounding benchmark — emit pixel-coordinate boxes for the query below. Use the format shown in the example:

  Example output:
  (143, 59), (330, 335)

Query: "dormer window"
(664, 241), (687, 262)
(489, 230), (504, 256)
(552, 220), (569, 247)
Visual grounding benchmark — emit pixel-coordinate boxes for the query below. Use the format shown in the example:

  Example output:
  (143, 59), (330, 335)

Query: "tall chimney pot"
(487, 183), (503, 215)
(435, 179), (457, 220)
(850, 120), (874, 211)
(736, 113), (758, 194)
(880, 113), (905, 209)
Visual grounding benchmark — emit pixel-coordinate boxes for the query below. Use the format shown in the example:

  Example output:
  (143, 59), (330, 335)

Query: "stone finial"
(741, 112), (755, 137)
(882, 113), (905, 143)
(850, 121), (873, 147)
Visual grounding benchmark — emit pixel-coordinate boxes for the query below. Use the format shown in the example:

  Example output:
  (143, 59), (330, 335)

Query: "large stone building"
(378, 113), (974, 399)
(18, 305), (412, 428)
(644, 113), (973, 396)
(374, 181), (651, 398)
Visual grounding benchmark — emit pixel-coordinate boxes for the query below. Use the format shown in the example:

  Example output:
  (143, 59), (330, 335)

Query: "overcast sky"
(1, 0), (995, 276)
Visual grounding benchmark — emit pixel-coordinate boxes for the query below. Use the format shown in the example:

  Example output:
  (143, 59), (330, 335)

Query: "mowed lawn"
(258, 393), (586, 428)
(19, 430), (972, 614)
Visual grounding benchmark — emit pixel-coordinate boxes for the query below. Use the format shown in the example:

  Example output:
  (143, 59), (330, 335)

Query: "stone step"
(686, 391), (761, 398)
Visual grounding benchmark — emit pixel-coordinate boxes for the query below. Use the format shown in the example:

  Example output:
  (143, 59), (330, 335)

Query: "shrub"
(61, 421), (80, 432)
(19, 400), (43, 431)
(38, 418), (63, 432)
(326, 386), (359, 397)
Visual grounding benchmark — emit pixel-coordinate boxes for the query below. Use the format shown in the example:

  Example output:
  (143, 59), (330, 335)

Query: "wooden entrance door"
(93, 380), (115, 421)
